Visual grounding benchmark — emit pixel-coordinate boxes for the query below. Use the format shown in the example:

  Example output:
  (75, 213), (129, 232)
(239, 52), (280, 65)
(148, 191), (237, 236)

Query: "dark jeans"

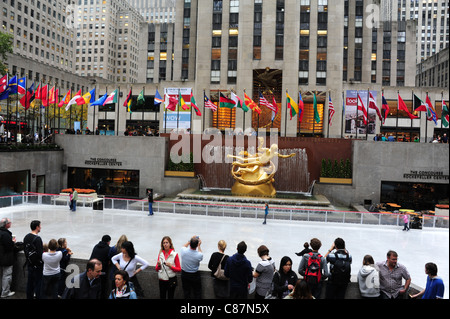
(41, 273), (61, 299)
(308, 281), (323, 299)
(325, 282), (348, 299)
(181, 270), (202, 299)
(26, 266), (43, 299)
(159, 278), (177, 299)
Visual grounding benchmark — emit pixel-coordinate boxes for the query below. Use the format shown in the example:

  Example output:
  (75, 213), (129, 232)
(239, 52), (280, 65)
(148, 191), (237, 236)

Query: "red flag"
(381, 94), (389, 124)
(164, 94), (178, 111)
(41, 85), (49, 106)
(398, 94), (418, 119)
(0, 75), (7, 95)
(368, 92), (382, 121)
(59, 90), (71, 107)
(328, 96), (335, 126)
(35, 84), (41, 100)
(190, 92), (202, 116)
(357, 94), (368, 125)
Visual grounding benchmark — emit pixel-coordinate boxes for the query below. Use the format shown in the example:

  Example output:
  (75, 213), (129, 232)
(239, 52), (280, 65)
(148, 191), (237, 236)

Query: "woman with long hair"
(111, 241), (149, 298)
(155, 236), (181, 299)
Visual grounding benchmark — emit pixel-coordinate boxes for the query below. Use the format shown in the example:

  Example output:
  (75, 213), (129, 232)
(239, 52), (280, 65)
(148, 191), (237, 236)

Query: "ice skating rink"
(3, 204), (449, 299)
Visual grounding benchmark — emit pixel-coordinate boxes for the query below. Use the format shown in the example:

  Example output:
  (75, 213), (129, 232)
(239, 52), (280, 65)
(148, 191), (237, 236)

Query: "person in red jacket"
(155, 236), (181, 299)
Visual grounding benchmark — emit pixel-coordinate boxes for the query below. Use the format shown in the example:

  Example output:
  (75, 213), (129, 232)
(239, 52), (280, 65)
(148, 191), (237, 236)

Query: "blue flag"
(8, 76), (18, 95)
(91, 93), (107, 106)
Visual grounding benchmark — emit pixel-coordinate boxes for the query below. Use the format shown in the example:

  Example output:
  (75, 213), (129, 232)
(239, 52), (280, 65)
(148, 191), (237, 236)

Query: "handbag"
(214, 254), (228, 281)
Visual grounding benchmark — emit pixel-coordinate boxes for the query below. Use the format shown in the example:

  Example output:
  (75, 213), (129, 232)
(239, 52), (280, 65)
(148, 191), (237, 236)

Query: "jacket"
(357, 265), (380, 298)
(155, 249), (181, 280)
(224, 253), (253, 293)
(62, 271), (102, 299)
(0, 227), (14, 266)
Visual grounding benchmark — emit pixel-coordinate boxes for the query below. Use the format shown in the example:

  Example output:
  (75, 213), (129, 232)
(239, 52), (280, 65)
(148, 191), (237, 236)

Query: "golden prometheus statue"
(227, 137), (295, 197)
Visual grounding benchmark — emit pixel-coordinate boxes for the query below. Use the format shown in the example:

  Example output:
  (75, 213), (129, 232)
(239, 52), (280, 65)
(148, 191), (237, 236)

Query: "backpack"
(24, 235), (42, 268)
(330, 251), (351, 284)
(304, 252), (322, 284)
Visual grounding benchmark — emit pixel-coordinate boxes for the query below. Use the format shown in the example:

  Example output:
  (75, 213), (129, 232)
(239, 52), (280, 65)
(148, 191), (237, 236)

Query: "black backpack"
(330, 251), (351, 284)
(24, 235), (42, 268)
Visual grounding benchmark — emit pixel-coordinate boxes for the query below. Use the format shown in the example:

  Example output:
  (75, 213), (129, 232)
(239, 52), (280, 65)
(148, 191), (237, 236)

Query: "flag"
(18, 77), (27, 94)
(137, 89), (145, 105)
(154, 89), (163, 105)
(7, 76), (17, 95)
(413, 94), (427, 113)
(76, 88), (96, 105)
(244, 92), (261, 114)
(357, 93), (368, 124)
(20, 82), (35, 109)
(0, 74), (7, 95)
(259, 92), (270, 109)
(58, 90), (71, 107)
(41, 85), (49, 107)
(381, 94), (389, 124)
(190, 92), (201, 116)
(286, 92), (298, 120)
(164, 93), (178, 111)
(35, 84), (41, 100)
(328, 95), (335, 126)
(123, 88), (132, 113)
(313, 92), (321, 123)
(179, 90), (189, 110)
(91, 93), (107, 106)
(67, 89), (82, 111)
(398, 94), (418, 120)
(298, 92), (305, 123)
(103, 89), (118, 105)
(442, 100), (449, 128)
(425, 95), (437, 124)
(271, 96), (279, 121)
(219, 92), (235, 109)
(48, 87), (59, 104)
(204, 93), (217, 111)
(368, 92), (382, 121)
(231, 92), (248, 112)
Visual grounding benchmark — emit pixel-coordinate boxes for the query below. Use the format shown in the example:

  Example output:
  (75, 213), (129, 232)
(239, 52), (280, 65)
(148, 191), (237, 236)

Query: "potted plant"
(165, 152), (195, 177)
(319, 158), (352, 184)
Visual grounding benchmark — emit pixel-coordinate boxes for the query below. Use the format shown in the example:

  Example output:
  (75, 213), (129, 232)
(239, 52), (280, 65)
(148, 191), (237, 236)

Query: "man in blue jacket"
(224, 241), (253, 299)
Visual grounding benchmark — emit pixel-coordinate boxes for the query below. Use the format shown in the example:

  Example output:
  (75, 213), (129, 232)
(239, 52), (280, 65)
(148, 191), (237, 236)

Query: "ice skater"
(402, 212), (409, 231)
(263, 203), (269, 225)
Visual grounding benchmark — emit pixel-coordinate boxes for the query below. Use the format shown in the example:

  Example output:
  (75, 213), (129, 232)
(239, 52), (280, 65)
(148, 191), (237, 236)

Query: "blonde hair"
(115, 235), (128, 251)
(218, 240), (227, 252)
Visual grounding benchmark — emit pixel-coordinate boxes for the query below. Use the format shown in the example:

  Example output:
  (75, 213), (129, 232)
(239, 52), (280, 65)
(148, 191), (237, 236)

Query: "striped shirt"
(376, 261), (410, 299)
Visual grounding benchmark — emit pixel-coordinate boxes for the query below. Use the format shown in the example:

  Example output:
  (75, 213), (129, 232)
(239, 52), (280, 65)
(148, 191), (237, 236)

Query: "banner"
(344, 90), (378, 135)
(164, 88), (192, 130)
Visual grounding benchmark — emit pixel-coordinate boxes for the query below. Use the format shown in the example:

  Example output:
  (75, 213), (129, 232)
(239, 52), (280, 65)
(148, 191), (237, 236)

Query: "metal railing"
(0, 192), (447, 229)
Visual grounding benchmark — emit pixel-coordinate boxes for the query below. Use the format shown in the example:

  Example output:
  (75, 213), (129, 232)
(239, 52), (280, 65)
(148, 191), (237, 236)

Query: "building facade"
(74, 0), (144, 83)
(127, 0), (176, 23)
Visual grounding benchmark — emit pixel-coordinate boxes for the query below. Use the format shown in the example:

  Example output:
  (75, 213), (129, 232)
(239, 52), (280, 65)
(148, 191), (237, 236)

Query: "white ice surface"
(2, 204), (448, 299)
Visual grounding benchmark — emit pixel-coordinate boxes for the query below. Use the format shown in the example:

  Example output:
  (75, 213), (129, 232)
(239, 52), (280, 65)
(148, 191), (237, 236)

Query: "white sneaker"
(1, 291), (15, 298)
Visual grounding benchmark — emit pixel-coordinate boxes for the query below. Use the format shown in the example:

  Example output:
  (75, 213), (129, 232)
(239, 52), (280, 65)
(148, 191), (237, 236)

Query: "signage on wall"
(84, 158), (123, 166)
(403, 170), (449, 180)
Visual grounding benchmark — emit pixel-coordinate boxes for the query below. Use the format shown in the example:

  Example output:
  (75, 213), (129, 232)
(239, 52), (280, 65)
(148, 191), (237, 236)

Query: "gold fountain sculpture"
(227, 137), (296, 197)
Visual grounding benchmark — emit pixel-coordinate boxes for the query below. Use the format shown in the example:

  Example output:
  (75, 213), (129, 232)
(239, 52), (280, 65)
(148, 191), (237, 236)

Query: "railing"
(0, 192), (447, 229)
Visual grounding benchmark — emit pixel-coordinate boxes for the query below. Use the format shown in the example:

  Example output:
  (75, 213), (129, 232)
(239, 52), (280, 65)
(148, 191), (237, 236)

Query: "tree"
(0, 32), (13, 75)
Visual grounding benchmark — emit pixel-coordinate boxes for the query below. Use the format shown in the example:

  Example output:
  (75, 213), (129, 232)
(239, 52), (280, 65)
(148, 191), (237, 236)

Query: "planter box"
(319, 177), (352, 185)
(164, 171), (195, 177)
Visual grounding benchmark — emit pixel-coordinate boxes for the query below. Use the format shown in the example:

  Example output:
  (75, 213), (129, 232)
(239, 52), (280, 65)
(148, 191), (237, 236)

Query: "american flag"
(258, 92), (274, 112)
(328, 95), (335, 125)
(204, 93), (217, 111)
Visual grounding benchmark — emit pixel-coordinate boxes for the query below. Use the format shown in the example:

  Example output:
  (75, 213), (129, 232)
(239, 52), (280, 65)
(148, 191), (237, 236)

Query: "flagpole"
(190, 88), (193, 135)
(24, 76), (28, 138)
(410, 89), (413, 142)
(46, 81), (49, 137)
(15, 75), (19, 144)
(313, 91), (316, 136)
(117, 86), (120, 136)
(142, 86), (145, 123)
(327, 90), (330, 138)
(298, 90), (301, 136)
(202, 89), (205, 134)
(425, 91), (428, 143)
(92, 83), (96, 133)
(356, 92), (359, 139)
(53, 83), (56, 136)
(441, 91), (444, 130)
(243, 89), (246, 132)
(341, 90), (344, 138)
(57, 88), (61, 134)
(381, 87), (384, 129)
(284, 89), (288, 137)
(396, 90), (399, 141)
(177, 89), (180, 131)
(366, 88), (369, 140)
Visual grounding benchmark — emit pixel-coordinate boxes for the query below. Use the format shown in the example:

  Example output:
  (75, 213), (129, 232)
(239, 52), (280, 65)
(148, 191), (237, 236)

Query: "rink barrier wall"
(9, 254), (421, 299)
(2, 193), (448, 229)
